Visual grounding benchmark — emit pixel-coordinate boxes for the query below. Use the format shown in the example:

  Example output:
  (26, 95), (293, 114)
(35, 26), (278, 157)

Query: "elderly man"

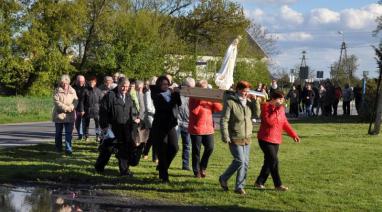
(99, 76), (116, 99)
(73, 75), (87, 140)
(96, 77), (140, 176)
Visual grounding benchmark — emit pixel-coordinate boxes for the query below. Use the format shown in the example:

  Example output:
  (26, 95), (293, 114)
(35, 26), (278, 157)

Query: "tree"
(247, 21), (278, 57)
(330, 54), (359, 86)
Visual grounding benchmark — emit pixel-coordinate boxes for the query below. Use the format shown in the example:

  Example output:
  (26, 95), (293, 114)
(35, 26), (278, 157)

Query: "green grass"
(0, 96), (52, 124)
(0, 120), (381, 211)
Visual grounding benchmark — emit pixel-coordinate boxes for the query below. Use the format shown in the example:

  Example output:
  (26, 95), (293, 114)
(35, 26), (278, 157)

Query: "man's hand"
(134, 119), (140, 124)
(294, 137), (301, 143)
(80, 111), (85, 116)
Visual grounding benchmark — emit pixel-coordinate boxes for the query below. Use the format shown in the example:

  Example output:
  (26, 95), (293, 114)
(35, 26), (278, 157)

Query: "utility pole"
(336, 31), (350, 85)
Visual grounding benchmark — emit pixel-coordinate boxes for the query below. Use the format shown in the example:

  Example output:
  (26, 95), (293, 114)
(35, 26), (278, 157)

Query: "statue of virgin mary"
(215, 36), (242, 90)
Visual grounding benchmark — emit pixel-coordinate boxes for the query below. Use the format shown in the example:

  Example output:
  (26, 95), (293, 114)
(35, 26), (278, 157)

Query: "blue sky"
(235, 0), (382, 78)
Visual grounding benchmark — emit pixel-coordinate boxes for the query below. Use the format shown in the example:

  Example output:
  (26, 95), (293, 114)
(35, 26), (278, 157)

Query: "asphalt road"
(0, 122), (55, 148)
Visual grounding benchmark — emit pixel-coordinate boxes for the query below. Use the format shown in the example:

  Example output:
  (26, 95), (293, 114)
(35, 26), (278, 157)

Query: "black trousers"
(289, 103), (299, 117)
(256, 139), (282, 187)
(83, 115), (100, 137)
(332, 99), (339, 116)
(343, 101), (351, 115)
(190, 134), (214, 174)
(157, 127), (179, 181)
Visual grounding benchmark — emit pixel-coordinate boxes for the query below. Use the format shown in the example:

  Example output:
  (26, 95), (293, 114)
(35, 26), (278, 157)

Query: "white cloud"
(280, 5), (304, 25)
(275, 32), (313, 41)
(309, 8), (340, 25)
(245, 8), (264, 22)
(341, 3), (382, 30)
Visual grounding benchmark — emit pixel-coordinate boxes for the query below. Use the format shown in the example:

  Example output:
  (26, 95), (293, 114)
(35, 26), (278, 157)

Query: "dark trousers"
(83, 116), (100, 138)
(289, 103), (299, 117)
(343, 101), (351, 115)
(157, 127), (179, 181)
(113, 124), (132, 175)
(180, 128), (191, 169)
(143, 128), (158, 162)
(190, 134), (214, 174)
(256, 140), (282, 187)
(75, 112), (84, 139)
(332, 99), (339, 116)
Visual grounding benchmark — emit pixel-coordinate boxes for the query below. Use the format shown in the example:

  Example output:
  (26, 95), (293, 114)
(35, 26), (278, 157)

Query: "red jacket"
(188, 98), (223, 135)
(257, 102), (298, 144)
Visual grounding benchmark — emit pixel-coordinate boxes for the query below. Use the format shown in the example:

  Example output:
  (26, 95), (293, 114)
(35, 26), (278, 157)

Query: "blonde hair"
(60, 74), (71, 84)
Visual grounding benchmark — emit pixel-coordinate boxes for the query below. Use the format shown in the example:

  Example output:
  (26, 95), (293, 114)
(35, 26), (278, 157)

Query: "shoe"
(84, 136), (88, 142)
(194, 172), (201, 178)
(65, 151), (72, 156)
(200, 169), (206, 178)
(275, 185), (289, 191)
(121, 169), (133, 177)
(234, 188), (246, 195)
(218, 176), (228, 191)
(254, 183), (266, 190)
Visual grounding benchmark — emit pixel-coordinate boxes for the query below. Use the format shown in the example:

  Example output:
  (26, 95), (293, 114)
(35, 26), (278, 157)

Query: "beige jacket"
(52, 86), (78, 123)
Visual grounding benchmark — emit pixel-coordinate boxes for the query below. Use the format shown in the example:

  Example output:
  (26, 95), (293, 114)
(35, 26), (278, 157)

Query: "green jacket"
(220, 91), (256, 145)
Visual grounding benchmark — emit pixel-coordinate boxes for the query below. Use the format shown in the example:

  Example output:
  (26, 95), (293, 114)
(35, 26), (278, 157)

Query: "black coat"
(83, 86), (102, 118)
(150, 86), (181, 132)
(99, 88), (137, 129)
(73, 84), (86, 111)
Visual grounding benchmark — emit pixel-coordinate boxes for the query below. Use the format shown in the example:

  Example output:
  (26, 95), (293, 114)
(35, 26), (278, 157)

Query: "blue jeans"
(55, 123), (74, 153)
(75, 112), (84, 139)
(305, 104), (313, 116)
(179, 127), (191, 169)
(220, 143), (250, 190)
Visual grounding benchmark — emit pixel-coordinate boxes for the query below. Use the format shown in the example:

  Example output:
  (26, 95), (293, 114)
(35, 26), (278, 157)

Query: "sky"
(236, 0), (382, 78)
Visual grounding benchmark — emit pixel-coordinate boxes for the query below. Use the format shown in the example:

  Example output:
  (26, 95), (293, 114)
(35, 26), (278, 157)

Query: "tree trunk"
(373, 80), (382, 134)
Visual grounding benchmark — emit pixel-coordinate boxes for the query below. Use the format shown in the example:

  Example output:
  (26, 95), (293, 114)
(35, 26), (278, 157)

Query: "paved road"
(0, 122), (56, 148)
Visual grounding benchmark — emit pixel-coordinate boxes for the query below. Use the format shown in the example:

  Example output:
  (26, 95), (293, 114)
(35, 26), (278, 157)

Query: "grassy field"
(0, 96), (52, 124)
(0, 119), (381, 211)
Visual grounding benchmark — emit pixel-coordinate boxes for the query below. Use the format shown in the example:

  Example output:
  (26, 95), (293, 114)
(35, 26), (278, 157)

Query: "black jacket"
(150, 86), (181, 131)
(83, 86), (102, 118)
(99, 88), (137, 129)
(73, 84), (87, 111)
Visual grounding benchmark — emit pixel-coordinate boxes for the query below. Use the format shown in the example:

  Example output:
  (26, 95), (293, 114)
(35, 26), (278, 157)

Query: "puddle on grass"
(0, 185), (209, 212)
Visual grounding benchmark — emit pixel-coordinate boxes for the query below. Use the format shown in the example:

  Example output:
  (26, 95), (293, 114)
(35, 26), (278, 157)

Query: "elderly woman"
(255, 90), (300, 191)
(52, 74), (78, 154)
(188, 80), (222, 178)
(219, 81), (257, 195)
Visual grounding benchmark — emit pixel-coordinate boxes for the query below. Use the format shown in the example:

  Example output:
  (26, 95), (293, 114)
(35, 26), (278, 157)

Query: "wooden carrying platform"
(180, 87), (225, 102)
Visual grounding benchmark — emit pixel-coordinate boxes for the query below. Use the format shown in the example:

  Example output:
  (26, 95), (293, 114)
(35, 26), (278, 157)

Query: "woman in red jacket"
(255, 90), (301, 191)
(188, 80), (223, 178)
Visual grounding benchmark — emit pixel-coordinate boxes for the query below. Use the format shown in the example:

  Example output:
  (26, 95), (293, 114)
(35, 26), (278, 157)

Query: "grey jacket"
(143, 90), (155, 128)
(178, 95), (190, 130)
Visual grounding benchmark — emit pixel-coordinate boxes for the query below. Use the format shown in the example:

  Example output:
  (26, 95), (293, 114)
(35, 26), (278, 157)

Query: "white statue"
(215, 36), (242, 90)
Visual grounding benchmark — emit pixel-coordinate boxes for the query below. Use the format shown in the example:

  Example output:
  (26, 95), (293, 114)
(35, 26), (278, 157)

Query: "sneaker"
(218, 176), (228, 191)
(254, 183), (266, 190)
(275, 185), (289, 191)
(234, 188), (246, 195)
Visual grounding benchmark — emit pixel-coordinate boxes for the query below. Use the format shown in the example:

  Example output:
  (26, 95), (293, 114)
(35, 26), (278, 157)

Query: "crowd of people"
(285, 80), (362, 118)
(52, 73), (301, 195)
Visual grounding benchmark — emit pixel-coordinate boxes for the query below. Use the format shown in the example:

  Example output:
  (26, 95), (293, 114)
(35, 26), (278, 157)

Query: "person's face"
(105, 79), (113, 86)
(307, 85), (312, 90)
(274, 97), (284, 106)
(136, 83), (144, 91)
(160, 79), (170, 91)
(78, 77), (85, 87)
(118, 82), (130, 95)
(90, 80), (96, 88)
(113, 75), (119, 82)
(238, 88), (250, 98)
(200, 82), (208, 89)
(129, 83), (136, 92)
(61, 82), (69, 90)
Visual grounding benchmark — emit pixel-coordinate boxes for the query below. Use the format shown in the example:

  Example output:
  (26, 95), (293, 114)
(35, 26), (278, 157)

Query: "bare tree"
(247, 21), (278, 56)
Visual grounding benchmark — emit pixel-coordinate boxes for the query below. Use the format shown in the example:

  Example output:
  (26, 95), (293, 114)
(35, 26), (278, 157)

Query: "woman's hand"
(294, 137), (301, 143)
